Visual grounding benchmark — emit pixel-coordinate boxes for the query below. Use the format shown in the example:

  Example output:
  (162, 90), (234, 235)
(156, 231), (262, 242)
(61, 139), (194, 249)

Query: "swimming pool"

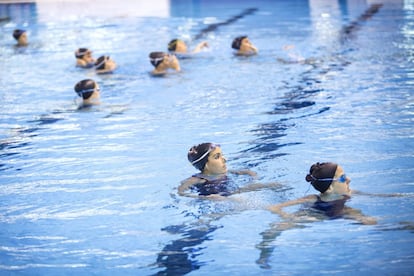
(1, 0), (413, 275)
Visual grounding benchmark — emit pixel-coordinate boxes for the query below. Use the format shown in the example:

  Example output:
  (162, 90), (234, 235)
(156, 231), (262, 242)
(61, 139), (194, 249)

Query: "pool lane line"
(241, 3), (385, 163)
(340, 3), (383, 42)
(193, 7), (258, 40)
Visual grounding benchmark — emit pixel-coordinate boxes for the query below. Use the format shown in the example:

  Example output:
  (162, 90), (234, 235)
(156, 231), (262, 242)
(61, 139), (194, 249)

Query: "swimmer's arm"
(352, 190), (413, 198)
(178, 177), (199, 196)
(237, 182), (283, 194)
(343, 207), (377, 225)
(204, 194), (229, 201)
(229, 169), (258, 178)
(178, 178), (197, 194)
(192, 41), (209, 53)
(268, 195), (317, 220)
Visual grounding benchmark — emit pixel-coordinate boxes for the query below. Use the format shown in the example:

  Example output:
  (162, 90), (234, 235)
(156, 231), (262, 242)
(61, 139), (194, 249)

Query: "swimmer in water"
(179, 143), (280, 198)
(231, 35), (258, 56)
(13, 29), (28, 47)
(74, 79), (100, 107)
(257, 162), (372, 268)
(268, 162), (377, 224)
(256, 161), (411, 268)
(95, 55), (117, 74)
(75, 48), (96, 68)
(149, 51), (180, 75)
(168, 39), (209, 55)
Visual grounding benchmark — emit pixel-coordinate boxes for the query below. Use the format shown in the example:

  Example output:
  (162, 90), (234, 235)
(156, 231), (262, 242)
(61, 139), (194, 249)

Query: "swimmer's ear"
(325, 184), (334, 193)
(203, 162), (210, 173)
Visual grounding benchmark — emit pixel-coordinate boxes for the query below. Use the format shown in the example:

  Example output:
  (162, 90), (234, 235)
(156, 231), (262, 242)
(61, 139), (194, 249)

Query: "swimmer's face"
(175, 40), (188, 53)
(82, 51), (94, 63)
(18, 32), (28, 46)
(240, 37), (258, 54)
(330, 165), (351, 196)
(104, 57), (117, 71)
(203, 147), (227, 175)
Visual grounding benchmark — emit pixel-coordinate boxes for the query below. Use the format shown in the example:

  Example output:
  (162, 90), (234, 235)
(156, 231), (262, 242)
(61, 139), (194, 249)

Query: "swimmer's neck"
(319, 192), (350, 202)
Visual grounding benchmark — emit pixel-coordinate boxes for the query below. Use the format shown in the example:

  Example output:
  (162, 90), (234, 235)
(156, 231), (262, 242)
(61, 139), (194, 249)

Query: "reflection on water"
(153, 222), (220, 275)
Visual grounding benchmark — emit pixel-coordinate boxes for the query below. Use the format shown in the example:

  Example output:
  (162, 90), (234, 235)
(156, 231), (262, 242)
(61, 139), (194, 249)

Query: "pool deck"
(0, 0), (170, 19)
(0, 0), (35, 3)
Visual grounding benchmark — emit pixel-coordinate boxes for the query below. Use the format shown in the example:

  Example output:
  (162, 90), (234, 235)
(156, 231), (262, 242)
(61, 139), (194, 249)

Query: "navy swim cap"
(232, 35), (247, 50)
(187, 143), (219, 171)
(305, 162), (338, 193)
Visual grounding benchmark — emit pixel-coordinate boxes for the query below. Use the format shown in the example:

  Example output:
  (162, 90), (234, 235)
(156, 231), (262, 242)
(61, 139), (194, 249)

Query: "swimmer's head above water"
(187, 143), (226, 174)
(168, 39), (187, 53)
(232, 35), (258, 56)
(149, 51), (180, 75)
(75, 48), (92, 59)
(305, 162), (351, 195)
(75, 48), (95, 68)
(168, 39), (209, 54)
(13, 29), (28, 46)
(95, 55), (117, 74)
(74, 79), (100, 105)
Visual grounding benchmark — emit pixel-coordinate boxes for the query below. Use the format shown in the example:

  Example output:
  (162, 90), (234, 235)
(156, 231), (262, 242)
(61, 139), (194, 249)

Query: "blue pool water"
(1, 0), (414, 275)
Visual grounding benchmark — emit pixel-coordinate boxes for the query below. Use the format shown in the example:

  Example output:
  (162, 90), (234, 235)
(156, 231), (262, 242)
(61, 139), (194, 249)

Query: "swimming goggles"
(190, 143), (220, 165)
(75, 49), (91, 58)
(77, 87), (99, 96)
(310, 174), (347, 183)
(95, 56), (109, 69)
(151, 54), (176, 63)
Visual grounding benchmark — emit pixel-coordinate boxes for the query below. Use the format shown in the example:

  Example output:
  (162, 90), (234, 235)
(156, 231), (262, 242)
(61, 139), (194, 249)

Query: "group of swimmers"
(148, 35), (258, 75)
(12, 28), (115, 107)
(73, 35), (258, 106)
(12, 28), (398, 227)
(180, 142), (407, 227)
(12, 29), (259, 107)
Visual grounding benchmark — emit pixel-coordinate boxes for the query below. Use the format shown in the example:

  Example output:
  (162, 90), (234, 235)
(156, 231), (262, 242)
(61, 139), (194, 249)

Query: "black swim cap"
(95, 55), (108, 70)
(74, 79), (97, 99)
(305, 162), (338, 193)
(13, 29), (26, 40)
(149, 52), (166, 68)
(75, 48), (90, 58)
(187, 143), (218, 171)
(168, 39), (178, 51)
(232, 35), (247, 50)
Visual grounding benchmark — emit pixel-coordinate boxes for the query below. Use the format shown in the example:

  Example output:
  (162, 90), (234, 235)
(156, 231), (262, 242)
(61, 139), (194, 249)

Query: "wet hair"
(13, 29), (26, 40)
(168, 39), (179, 51)
(187, 143), (218, 171)
(305, 162), (338, 193)
(75, 48), (91, 59)
(232, 35), (247, 50)
(74, 79), (98, 100)
(149, 52), (167, 68)
(95, 55), (108, 70)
